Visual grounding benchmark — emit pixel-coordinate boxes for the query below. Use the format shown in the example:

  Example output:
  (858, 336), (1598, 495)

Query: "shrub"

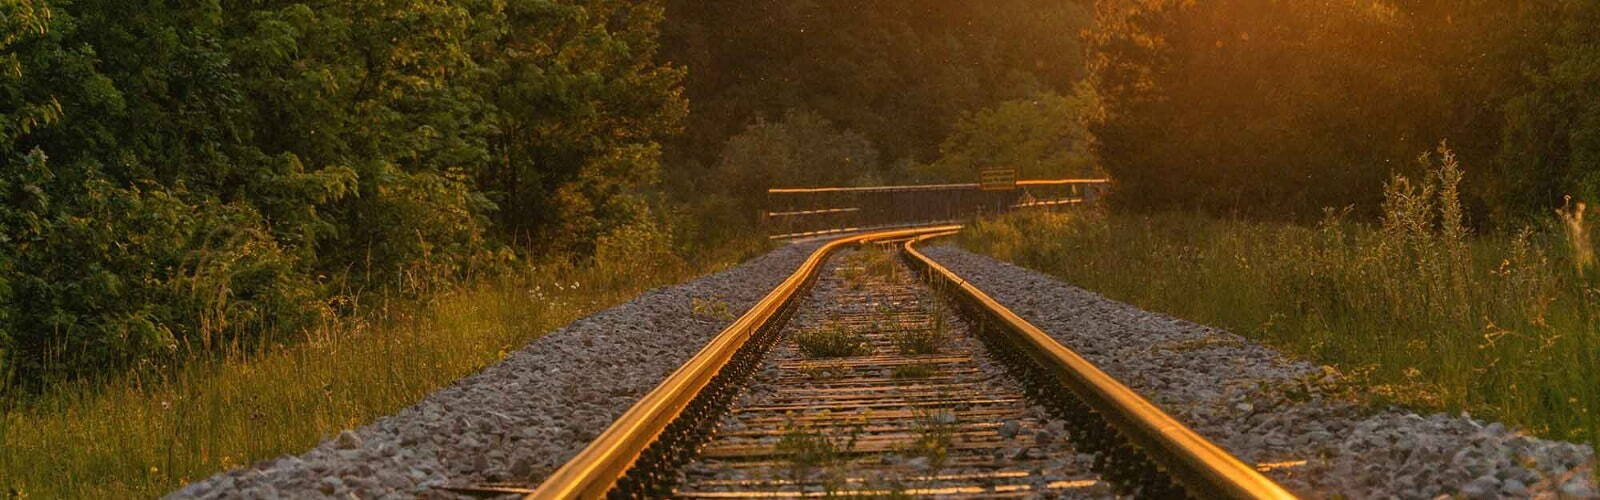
(891, 363), (939, 379)
(891, 315), (947, 355)
(794, 321), (871, 358)
(1, 170), (324, 391)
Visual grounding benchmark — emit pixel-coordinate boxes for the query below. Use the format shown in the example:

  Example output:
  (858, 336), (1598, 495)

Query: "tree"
(0, 0), (686, 389)
(1086, 0), (1574, 222)
(1496, 1), (1600, 222)
(659, 0), (1093, 181)
(474, 0), (686, 253)
(921, 88), (1101, 182)
(716, 109), (880, 194)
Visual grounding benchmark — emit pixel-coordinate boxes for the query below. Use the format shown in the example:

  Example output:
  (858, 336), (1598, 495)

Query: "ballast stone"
(168, 242), (821, 499)
(919, 245), (1597, 499)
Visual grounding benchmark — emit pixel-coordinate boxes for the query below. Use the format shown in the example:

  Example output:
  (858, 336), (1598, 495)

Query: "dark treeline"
(1090, 0), (1600, 225)
(0, 1), (1099, 390)
(656, 1), (1099, 244)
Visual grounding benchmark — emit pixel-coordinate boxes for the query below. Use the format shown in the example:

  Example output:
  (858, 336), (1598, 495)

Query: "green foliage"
(960, 153), (1600, 447)
(890, 363), (938, 380)
(0, 0), (684, 390)
(918, 87), (1102, 182)
(906, 410), (955, 469)
(0, 235), (750, 498)
(1087, 0), (1560, 221)
(659, 1), (1095, 243)
(2, 166), (322, 388)
(662, 1), (1091, 167)
(794, 321), (872, 358)
(476, 0), (687, 253)
(1495, 1), (1600, 221)
(717, 109), (880, 196)
(891, 314), (947, 356)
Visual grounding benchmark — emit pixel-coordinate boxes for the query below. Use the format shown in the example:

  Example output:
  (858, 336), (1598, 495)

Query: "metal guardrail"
(901, 232), (1297, 499)
(764, 179), (1110, 239)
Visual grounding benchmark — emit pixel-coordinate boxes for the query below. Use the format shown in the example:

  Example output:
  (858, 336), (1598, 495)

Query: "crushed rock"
(919, 245), (1597, 499)
(169, 242), (821, 499)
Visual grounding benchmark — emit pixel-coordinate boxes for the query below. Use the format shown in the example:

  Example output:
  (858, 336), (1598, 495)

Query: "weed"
(838, 246), (903, 289)
(794, 322), (872, 358)
(801, 364), (848, 381)
(691, 296), (736, 322)
(891, 316), (947, 355)
(891, 363), (939, 379)
(776, 427), (846, 469)
(905, 410), (955, 470)
(775, 420), (860, 490)
(957, 145), (1600, 449)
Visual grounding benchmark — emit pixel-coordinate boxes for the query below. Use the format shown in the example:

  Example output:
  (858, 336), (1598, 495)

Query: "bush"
(0, 0), (684, 391)
(794, 321), (872, 358)
(1, 162), (323, 390)
(918, 88), (1100, 182)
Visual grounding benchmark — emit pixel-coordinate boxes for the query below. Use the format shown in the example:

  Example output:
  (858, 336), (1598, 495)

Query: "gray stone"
(919, 246), (1599, 499)
(1459, 475), (1498, 499)
(317, 477), (343, 496)
(1499, 478), (1527, 496)
(999, 420), (1021, 438)
(167, 243), (820, 499)
(1562, 481), (1598, 498)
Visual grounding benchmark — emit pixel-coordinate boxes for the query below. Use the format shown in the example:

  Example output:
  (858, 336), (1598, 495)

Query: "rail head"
(528, 225), (962, 499)
(902, 232), (1296, 500)
(766, 178), (1111, 194)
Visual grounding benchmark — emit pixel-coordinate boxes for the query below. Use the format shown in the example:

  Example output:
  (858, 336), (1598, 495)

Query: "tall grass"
(0, 237), (770, 498)
(959, 148), (1600, 449)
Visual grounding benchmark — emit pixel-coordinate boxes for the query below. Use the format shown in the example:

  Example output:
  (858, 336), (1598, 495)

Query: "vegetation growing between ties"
(906, 409), (956, 471)
(795, 321), (873, 359)
(891, 314), (947, 356)
(891, 363), (940, 380)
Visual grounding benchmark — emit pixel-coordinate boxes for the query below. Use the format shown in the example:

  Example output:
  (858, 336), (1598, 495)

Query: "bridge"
(763, 177), (1110, 239)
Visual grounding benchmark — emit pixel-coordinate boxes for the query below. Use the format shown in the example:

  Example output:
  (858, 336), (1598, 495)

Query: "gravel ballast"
(170, 242), (821, 499)
(676, 249), (1108, 497)
(920, 245), (1597, 499)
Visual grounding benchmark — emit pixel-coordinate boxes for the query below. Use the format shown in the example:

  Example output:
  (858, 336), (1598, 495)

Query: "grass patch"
(800, 364), (848, 381)
(891, 363), (940, 379)
(891, 314), (948, 355)
(958, 149), (1600, 449)
(838, 246), (904, 289)
(691, 296), (736, 322)
(904, 410), (955, 469)
(775, 420), (861, 493)
(794, 321), (872, 358)
(0, 241), (770, 498)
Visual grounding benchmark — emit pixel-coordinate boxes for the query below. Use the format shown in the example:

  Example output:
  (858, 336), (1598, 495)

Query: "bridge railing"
(763, 178), (1109, 239)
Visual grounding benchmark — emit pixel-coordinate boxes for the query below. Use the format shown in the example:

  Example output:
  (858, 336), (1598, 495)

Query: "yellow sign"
(979, 167), (1017, 191)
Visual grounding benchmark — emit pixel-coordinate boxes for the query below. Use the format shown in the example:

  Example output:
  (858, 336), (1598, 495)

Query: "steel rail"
(766, 178), (1111, 194)
(527, 225), (963, 499)
(901, 232), (1297, 500)
(1015, 178), (1111, 186)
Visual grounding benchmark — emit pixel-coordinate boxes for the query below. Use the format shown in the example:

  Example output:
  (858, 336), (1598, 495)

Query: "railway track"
(454, 226), (1296, 499)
